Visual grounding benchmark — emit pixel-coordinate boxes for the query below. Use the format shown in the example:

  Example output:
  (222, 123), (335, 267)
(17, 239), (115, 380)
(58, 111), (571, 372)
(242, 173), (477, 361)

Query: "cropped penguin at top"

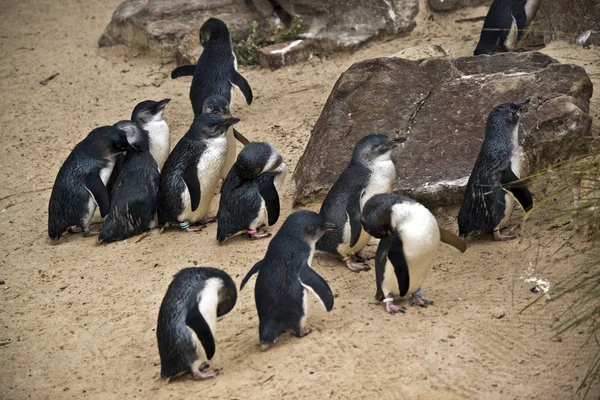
(240, 210), (335, 349)
(48, 123), (143, 240)
(458, 99), (533, 241)
(316, 134), (406, 272)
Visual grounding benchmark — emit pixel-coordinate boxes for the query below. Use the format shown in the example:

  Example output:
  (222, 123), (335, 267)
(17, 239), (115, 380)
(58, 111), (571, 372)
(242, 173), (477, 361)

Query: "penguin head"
(202, 95), (231, 118)
(215, 273), (238, 317)
(487, 99), (531, 132)
(352, 134), (406, 165)
(113, 120), (148, 153)
(281, 211), (338, 243)
(131, 98), (170, 124)
(360, 194), (400, 238)
(234, 142), (282, 179)
(199, 18), (231, 48)
(191, 113), (240, 139)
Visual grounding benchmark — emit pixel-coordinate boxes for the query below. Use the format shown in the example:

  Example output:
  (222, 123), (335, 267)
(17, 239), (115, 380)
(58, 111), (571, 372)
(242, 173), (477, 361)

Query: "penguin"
(48, 124), (143, 240)
(157, 267), (237, 381)
(474, 0), (541, 55)
(171, 18), (253, 179)
(458, 99), (533, 240)
(156, 113), (240, 232)
(202, 94), (250, 146)
(316, 134), (406, 272)
(131, 98), (171, 170)
(98, 121), (160, 243)
(217, 142), (286, 243)
(240, 210), (335, 349)
(361, 193), (467, 314)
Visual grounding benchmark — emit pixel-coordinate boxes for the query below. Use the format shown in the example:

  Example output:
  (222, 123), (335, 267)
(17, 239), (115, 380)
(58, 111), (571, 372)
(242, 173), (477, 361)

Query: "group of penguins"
(46, 7), (537, 382)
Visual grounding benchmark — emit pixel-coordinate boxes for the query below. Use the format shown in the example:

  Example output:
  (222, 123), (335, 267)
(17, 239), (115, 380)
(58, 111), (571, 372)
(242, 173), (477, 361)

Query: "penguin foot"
(198, 216), (217, 225)
(346, 259), (371, 272)
(68, 226), (83, 234)
(383, 296), (406, 314)
(192, 368), (220, 380)
(247, 228), (271, 240)
(493, 229), (517, 241)
(294, 327), (312, 338)
(409, 290), (433, 307)
(185, 225), (207, 232)
(356, 249), (376, 260)
(259, 343), (273, 352)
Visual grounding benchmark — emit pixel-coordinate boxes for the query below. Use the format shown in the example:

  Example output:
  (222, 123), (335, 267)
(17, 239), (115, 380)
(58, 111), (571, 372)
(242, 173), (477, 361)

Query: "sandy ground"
(1, 0), (599, 399)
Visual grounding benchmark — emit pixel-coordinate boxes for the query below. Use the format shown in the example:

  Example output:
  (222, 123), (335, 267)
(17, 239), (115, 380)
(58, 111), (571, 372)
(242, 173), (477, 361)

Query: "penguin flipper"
(259, 175), (280, 226)
(85, 171), (110, 218)
(171, 65), (196, 79)
(233, 128), (250, 146)
(183, 163), (201, 212)
(299, 262), (334, 311)
(185, 303), (216, 360)
(240, 260), (262, 290)
(439, 228), (467, 253)
(501, 167), (533, 211)
(229, 70), (253, 105)
(374, 238), (388, 300)
(512, 3), (528, 41)
(388, 233), (410, 297)
(347, 189), (364, 247)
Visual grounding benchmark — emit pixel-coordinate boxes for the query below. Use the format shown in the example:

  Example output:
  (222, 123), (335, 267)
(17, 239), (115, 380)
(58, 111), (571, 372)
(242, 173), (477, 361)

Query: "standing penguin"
(157, 267), (237, 381)
(458, 100), (533, 240)
(240, 211), (335, 349)
(98, 121), (160, 243)
(474, 0), (541, 55)
(171, 18), (253, 179)
(48, 124), (143, 240)
(131, 98), (171, 170)
(361, 194), (467, 314)
(316, 134), (406, 272)
(217, 142), (287, 243)
(157, 113), (240, 232)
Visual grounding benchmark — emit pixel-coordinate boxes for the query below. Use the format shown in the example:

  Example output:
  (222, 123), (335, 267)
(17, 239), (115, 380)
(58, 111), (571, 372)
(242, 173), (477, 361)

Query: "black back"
(474, 0), (527, 55)
(156, 267), (236, 380)
(99, 130), (160, 243)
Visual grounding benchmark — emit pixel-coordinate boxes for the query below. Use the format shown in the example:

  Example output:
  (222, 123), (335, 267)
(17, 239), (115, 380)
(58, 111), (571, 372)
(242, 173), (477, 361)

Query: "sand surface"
(1, 0), (599, 399)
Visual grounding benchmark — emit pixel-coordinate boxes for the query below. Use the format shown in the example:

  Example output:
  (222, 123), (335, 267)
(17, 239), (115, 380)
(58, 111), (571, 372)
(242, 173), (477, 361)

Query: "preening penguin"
(217, 142), (287, 243)
(202, 94), (250, 146)
(361, 194), (466, 314)
(171, 18), (253, 179)
(316, 134), (406, 272)
(157, 267), (237, 381)
(98, 121), (160, 243)
(474, 0), (541, 55)
(240, 211), (335, 349)
(156, 113), (240, 232)
(131, 98), (171, 171)
(458, 100), (533, 240)
(48, 124), (143, 240)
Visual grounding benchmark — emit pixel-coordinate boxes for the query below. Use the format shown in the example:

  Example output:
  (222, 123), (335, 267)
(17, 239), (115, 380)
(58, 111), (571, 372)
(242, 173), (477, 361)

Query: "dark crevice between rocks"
(406, 88), (433, 135)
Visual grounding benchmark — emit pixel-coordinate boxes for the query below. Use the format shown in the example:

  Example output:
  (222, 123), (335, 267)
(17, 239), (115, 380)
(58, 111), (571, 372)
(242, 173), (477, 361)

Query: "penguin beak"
(380, 137), (406, 152)
(392, 137), (407, 145)
(516, 99), (531, 113)
(154, 98), (171, 112)
(324, 222), (338, 232)
(127, 142), (142, 153)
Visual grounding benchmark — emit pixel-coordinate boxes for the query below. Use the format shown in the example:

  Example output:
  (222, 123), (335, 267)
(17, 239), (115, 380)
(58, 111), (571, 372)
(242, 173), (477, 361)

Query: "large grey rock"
(293, 52), (593, 207)
(98, 0), (261, 58)
(99, 0), (419, 61)
(537, 0), (600, 44)
(428, 0), (491, 13)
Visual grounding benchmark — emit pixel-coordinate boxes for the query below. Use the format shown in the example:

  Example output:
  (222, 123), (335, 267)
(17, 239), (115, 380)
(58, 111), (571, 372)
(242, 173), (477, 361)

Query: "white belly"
(337, 159), (395, 257)
(249, 198), (267, 230)
(145, 120), (170, 171)
(84, 158), (115, 226)
(382, 203), (440, 297)
(220, 127), (237, 179)
(505, 16), (519, 50)
(178, 137), (227, 223)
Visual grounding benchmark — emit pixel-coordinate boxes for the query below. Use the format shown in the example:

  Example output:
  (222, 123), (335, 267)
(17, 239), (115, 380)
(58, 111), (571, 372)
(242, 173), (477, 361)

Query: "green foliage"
(234, 21), (260, 66)
(233, 16), (305, 66)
